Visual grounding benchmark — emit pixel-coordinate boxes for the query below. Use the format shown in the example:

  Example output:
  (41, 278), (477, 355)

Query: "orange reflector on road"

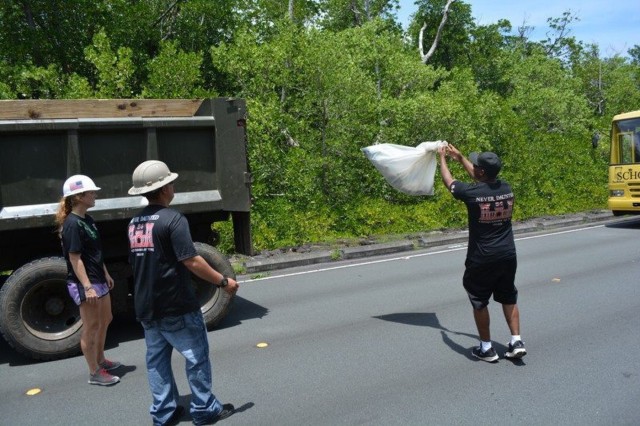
(256, 342), (269, 348)
(26, 388), (42, 396)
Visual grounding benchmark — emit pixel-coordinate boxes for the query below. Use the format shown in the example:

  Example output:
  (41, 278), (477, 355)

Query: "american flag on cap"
(70, 180), (84, 191)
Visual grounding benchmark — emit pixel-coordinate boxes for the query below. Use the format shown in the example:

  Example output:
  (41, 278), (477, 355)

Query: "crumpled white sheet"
(362, 141), (448, 196)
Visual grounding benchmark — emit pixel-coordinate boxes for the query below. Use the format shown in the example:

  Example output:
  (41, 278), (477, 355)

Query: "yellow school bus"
(608, 110), (640, 215)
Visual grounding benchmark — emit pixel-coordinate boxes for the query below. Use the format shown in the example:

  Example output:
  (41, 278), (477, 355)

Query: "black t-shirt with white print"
(450, 179), (516, 265)
(128, 204), (200, 321)
(61, 213), (106, 284)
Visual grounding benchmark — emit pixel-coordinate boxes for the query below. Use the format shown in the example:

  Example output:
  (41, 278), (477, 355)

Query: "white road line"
(239, 224), (605, 283)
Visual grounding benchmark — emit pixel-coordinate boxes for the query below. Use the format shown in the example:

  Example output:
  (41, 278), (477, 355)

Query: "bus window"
(618, 133), (633, 164)
(612, 117), (640, 164)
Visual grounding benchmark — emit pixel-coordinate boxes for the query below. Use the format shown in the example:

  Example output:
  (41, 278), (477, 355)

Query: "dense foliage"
(2, 0), (638, 253)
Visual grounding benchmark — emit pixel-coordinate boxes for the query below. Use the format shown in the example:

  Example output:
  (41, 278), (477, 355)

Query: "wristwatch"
(218, 276), (229, 288)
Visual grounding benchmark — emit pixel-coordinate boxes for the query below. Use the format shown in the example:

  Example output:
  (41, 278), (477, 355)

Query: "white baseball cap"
(62, 175), (101, 197)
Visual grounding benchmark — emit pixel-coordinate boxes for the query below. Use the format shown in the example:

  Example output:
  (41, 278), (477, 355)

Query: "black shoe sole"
(192, 404), (235, 425)
(472, 349), (499, 363)
(505, 350), (527, 359)
(473, 355), (499, 362)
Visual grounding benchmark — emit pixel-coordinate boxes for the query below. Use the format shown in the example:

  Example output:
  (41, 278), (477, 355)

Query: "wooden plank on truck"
(0, 99), (204, 120)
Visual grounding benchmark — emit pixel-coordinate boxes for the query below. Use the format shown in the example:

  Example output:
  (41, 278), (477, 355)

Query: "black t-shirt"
(61, 213), (106, 283)
(450, 179), (516, 265)
(127, 204), (200, 321)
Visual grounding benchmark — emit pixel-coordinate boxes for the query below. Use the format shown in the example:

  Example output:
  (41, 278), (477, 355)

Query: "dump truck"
(0, 98), (252, 360)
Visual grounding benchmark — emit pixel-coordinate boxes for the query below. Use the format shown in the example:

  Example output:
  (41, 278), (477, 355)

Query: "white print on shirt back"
(128, 222), (155, 253)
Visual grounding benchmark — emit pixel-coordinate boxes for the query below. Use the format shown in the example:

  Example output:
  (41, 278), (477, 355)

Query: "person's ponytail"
(54, 196), (74, 238)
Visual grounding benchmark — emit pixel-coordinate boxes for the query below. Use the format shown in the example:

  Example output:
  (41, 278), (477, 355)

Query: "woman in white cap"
(55, 175), (120, 386)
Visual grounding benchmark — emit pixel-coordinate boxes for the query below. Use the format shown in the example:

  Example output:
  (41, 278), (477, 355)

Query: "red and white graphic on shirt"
(128, 222), (155, 250)
(479, 199), (513, 223)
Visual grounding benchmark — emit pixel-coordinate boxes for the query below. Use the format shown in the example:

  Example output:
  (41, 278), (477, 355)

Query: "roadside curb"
(239, 210), (618, 274)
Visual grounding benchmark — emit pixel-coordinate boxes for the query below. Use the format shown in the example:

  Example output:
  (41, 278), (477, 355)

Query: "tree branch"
(153, 0), (182, 28)
(419, 0), (456, 64)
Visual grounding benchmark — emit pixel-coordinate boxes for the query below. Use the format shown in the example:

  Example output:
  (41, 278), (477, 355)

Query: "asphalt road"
(1, 217), (639, 425)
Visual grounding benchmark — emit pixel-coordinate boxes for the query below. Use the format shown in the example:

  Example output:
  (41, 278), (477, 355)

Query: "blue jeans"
(141, 311), (223, 425)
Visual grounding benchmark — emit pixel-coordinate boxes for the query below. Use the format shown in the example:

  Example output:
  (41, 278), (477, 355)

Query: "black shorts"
(463, 257), (518, 310)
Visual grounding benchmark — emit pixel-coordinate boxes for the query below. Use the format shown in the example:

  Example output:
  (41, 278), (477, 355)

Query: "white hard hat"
(128, 160), (178, 195)
(62, 175), (101, 197)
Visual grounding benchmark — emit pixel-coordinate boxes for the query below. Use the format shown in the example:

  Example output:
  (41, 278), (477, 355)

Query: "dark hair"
(145, 188), (162, 200)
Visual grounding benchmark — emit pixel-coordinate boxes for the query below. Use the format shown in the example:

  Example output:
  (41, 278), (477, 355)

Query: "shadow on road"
(374, 312), (475, 339)
(0, 295), (268, 367)
(606, 216), (640, 229)
(374, 312), (525, 365)
(216, 296), (268, 330)
(0, 335), (37, 366)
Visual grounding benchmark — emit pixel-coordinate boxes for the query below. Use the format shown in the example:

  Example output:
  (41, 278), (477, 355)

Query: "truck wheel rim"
(192, 277), (219, 312)
(20, 277), (82, 341)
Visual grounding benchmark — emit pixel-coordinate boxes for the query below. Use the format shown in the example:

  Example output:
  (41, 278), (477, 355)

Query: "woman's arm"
(69, 252), (98, 302)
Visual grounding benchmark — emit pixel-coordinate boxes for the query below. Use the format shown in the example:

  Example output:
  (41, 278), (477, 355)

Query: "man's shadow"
(374, 312), (525, 365)
(215, 296), (269, 330)
(174, 397), (254, 423)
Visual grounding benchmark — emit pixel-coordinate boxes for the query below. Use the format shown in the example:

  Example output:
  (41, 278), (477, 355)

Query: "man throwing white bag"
(362, 141), (448, 196)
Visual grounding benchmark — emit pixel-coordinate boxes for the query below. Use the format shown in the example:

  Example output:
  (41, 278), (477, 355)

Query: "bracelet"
(84, 285), (93, 291)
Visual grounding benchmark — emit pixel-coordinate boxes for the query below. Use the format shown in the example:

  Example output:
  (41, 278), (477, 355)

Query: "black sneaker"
(193, 403), (235, 425)
(505, 340), (527, 359)
(472, 346), (499, 362)
(163, 405), (185, 426)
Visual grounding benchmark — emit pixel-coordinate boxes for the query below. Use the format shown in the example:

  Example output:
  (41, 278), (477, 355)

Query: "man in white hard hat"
(127, 160), (238, 426)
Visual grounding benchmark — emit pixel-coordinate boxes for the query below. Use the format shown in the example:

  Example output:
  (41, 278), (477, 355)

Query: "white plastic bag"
(362, 141), (448, 196)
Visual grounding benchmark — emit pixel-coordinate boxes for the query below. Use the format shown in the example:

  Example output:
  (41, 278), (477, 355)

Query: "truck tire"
(0, 257), (82, 361)
(192, 243), (235, 329)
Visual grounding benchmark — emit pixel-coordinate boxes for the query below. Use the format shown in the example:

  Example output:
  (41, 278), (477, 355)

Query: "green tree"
(140, 0), (242, 93)
(317, 0), (400, 31)
(84, 29), (135, 98)
(234, 0), (319, 35)
(570, 44), (640, 121)
(142, 41), (206, 98)
(541, 10), (582, 61)
(504, 49), (590, 134)
(12, 63), (64, 99)
(629, 45), (640, 65)
(466, 20), (513, 94)
(599, 56), (640, 116)
(0, 0), (109, 75)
